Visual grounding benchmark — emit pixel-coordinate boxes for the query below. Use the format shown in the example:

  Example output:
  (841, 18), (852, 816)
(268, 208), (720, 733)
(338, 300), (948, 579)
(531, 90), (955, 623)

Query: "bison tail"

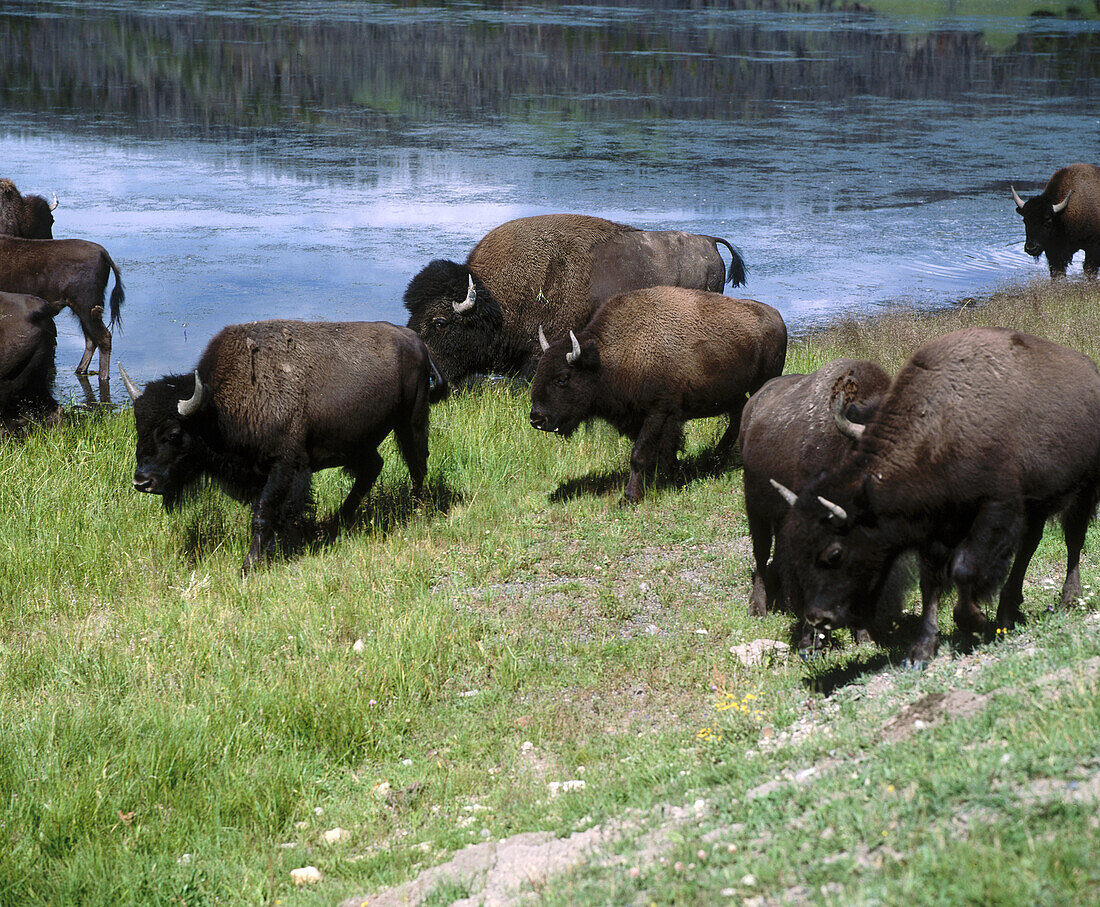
(106, 253), (125, 329)
(427, 353), (450, 404)
(712, 237), (747, 287)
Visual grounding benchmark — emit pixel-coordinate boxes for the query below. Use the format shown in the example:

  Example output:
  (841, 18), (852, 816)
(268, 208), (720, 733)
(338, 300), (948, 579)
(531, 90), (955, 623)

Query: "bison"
(0, 291), (63, 428)
(530, 287), (786, 503)
(0, 178), (57, 239)
(772, 327), (1100, 667)
(0, 235), (123, 376)
(1011, 163), (1100, 279)
(120, 319), (448, 572)
(739, 358), (891, 621)
(404, 213), (747, 385)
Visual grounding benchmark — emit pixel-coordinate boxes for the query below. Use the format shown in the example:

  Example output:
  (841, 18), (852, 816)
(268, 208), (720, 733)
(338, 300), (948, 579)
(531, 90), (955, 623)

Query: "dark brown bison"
(0, 235), (124, 376)
(404, 213), (747, 384)
(0, 291), (63, 428)
(530, 287), (786, 503)
(1011, 163), (1100, 278)
(739, 359), (891, 620)
(121, 320), (448, 572)
(0, 179), (57, 239)
(772, 327), (1100, 667)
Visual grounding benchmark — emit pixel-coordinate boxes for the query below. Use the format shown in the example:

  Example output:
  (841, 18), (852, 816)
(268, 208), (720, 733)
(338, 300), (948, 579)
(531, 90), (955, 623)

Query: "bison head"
(1012, 185), (1071, 259)
(0, 179), (56, 239)
(529, 328), (600, 438)
(121, 365), (210, 509)
(403, 259), (503, 384)
(772, 478), (897, 634)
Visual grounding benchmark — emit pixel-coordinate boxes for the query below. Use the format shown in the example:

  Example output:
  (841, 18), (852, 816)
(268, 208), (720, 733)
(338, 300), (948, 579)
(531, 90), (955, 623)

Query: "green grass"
(1, 278), (1099, 905)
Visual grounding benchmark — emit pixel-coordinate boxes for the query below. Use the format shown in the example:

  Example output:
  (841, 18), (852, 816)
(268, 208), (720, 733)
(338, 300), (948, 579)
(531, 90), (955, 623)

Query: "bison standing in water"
(121, 320), (448, 572)
(1012, 163), (1100, 278)
(0, 291), (63, 428)
(530, 287), (786, 503)
(772, 327), (1100, 667)
(739, 358), (891, 621)
(404, 213), (747, 384)
(0, 179), (57, 239)
(0, 235), (124, 376)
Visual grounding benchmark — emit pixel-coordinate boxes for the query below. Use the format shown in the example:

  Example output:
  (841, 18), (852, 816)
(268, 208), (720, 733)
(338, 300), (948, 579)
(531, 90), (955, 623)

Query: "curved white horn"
(817, 496), (849, 523)
(833, 410), (865, 442)
(49, 192), (59, 211)
(177, 371), (205, 417)
(1010, 185), (1025, 209)
(118, 363), (141, 402)
(538, 325), (550, 352)
(565, 330), (582, 364)
(1052, 190), (1072, 215)
(769, 478), (798, 507)
(452, 275), (476, 314)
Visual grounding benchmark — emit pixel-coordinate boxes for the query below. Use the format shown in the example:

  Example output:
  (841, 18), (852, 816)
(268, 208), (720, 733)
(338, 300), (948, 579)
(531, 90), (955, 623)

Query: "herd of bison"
(3, 163), (1100, 667)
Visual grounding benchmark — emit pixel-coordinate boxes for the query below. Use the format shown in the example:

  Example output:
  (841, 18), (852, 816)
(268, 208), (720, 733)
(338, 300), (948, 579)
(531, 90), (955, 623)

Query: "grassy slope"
(0, 280), (1098, 905)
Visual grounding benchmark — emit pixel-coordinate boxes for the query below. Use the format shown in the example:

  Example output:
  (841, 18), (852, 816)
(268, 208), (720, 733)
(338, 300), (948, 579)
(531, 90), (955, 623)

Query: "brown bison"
(530, 287), (786, 503)
(0, 291), (63, 428)
(0, 179), (57, 239)
(772, 327), (1100, 667)
(121, 320), (448, 572)
(0, 235), (124, 376)
(739, 358), (891, 620)
(404, 213), (747, 384)
(1011, 163), (1100, 278)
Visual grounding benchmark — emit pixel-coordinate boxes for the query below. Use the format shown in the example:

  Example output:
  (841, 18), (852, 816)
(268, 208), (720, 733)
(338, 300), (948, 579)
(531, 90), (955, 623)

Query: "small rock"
(547, 779), (586, 797)
(352, 638), (366, 653)
(322, 827), (350, 845)
(730, 639), (790, 667)
(290, 866), (322, 886)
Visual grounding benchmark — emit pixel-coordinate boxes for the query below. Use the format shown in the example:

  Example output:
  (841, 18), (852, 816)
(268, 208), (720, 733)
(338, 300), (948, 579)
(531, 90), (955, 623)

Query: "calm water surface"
(1, 2), (1098, 399)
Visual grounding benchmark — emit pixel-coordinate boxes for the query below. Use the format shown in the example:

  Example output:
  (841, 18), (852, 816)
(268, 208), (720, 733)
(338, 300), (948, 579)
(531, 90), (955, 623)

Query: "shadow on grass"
(548, 446), (739, 504)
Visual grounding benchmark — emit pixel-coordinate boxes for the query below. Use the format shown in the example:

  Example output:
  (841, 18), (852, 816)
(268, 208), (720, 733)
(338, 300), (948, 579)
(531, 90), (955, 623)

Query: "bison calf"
(530, 287), (786, 503)
(122, 320), (447, 572)
(0, 291), (63, 429)
(1012, 162), (1100, 279)
(0, 235), (124, 376)
(0, 178), (56, 239)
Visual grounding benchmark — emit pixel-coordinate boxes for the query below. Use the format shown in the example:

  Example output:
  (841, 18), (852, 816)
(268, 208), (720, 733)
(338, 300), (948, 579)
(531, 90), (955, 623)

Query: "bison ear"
(573, 339), (600, 371)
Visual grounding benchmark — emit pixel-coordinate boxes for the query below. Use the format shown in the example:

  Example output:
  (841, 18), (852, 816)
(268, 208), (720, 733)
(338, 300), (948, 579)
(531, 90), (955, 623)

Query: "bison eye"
(554, 375), (570, 388)
(432, 317), (449, 332)
(820, 543), (843, 567)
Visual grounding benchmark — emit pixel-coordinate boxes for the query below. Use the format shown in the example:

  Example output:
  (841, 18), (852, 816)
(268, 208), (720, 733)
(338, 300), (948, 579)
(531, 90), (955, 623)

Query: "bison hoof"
(903, 636), (938, 669)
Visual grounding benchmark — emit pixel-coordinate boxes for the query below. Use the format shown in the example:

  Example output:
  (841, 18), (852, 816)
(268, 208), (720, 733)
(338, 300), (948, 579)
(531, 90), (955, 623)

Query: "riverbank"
(1, 278), (1098, 905)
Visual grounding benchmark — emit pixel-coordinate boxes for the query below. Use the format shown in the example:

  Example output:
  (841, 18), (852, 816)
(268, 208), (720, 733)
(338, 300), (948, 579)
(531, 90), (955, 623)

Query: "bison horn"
(453, 275), (476, 314)
(769, 478), (799, 507)
(1010, 185), (1025, 209)
(833, 410), (865, 441)
(177, 371), (206, 417)
(565, 330), (582, 364)
(118, 363), (142, 401)
(1052, 190), (1072, 215)
(817, 496), (849, 523)
(538, 325), (550, 352)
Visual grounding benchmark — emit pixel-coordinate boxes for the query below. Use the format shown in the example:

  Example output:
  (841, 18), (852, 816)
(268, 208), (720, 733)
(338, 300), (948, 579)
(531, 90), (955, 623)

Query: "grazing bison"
(404, 213), (747, 384)
(121, 320), (447, 572)
(772, 327), (1100, 667)
(1011, 163), (1100, 278)
(530, 287), (786, 503)
(0, 235), (123, 376)
(0, 291), (63, 428)
(0, 178), (57, 239)
(739, 359), (891, 621)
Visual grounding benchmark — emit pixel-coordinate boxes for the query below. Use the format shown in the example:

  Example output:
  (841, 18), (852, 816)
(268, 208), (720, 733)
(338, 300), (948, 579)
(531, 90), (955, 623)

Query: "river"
(1, 1), (1097, 400)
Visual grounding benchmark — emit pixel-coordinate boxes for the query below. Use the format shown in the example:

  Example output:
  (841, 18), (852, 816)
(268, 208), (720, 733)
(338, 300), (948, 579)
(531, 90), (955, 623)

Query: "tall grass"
(1, 278), (1098, 904)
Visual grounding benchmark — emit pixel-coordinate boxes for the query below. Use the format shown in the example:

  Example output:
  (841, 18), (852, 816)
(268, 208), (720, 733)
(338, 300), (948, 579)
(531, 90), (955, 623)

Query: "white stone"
(322, 827), (350, 845)
(290, 866), (322, 886)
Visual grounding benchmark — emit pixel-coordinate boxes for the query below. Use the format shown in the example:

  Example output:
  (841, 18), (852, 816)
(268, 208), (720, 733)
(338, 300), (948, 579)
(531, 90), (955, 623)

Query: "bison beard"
(773, 327), (1100, 668)
(123, 320), (445, 572)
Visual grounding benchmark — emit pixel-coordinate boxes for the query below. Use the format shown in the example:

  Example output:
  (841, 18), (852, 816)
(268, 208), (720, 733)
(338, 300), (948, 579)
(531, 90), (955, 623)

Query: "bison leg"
(73, 304), (112, 377)
(244, 460), (311, 572)
(995, 512), (1046, 631)
(339, 450), (384, 525)
(394, 413), (430, 503)
(715, 398), (748, 463)
(904, 560), (944, 669)
(1083, 247), (1099, 280)
(623, 412), (679, 504)
(1058, 492), (1095, 609)
(746, 509), (774, 618)
(949, 499), (1023, 635)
